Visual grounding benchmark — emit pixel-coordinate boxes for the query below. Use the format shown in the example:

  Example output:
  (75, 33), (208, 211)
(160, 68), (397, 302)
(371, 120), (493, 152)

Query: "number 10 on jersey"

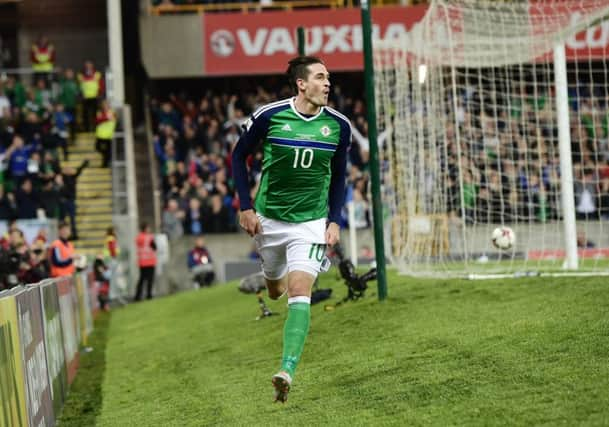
(293, 148), (314, 169)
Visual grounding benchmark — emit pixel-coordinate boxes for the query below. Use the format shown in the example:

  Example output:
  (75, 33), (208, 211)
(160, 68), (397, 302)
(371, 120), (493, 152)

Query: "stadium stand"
(149, 77), (374, 237)
(149, 71), (609, 239)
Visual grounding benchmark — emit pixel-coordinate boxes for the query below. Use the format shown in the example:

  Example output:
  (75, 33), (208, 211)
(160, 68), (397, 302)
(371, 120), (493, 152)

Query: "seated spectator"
(577, 231), (596, 249)
(187, 236), (215, 288)
(184, 196), (204, 235)
(204, 193), (231, 233)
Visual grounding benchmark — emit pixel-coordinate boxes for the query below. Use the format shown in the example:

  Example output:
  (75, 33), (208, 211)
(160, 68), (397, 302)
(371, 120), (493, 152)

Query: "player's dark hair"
(140, 221), (149, 232)
(286, 56), (325, 93)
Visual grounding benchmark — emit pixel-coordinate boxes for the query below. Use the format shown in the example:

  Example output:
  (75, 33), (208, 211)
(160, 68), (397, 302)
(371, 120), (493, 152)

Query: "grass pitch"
(59, 270), (609, 426)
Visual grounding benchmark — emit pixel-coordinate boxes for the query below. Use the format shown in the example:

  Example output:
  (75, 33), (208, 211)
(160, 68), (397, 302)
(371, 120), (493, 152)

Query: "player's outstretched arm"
(327, 117), (350, 244)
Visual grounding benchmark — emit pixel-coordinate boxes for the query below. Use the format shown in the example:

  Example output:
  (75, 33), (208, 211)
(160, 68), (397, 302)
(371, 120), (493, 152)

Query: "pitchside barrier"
(0, 272), (99, 427)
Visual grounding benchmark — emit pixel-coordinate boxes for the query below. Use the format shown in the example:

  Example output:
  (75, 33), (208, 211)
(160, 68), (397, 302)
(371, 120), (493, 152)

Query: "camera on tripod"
(332, 243), (377, 301)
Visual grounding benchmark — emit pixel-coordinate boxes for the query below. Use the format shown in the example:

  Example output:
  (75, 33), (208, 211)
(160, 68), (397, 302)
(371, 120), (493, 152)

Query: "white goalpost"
(374, 0), (609, 277)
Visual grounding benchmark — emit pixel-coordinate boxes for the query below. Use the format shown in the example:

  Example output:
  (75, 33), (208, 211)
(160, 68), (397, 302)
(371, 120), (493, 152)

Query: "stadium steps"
(65, 133), (114, 254)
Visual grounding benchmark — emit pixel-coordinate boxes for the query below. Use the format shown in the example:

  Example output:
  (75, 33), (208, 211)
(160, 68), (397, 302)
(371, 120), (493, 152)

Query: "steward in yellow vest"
(31, 36), (55, 82)
(95, 99), (116, 168)
(78, 60), (103, 132)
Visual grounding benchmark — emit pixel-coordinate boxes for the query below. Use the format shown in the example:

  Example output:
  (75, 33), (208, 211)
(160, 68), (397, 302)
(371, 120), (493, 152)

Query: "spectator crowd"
(0, 34), (111, 290)
(441, 76), (609, 224)
(153, 70), (609, 242)
(152, 77), (373, 240)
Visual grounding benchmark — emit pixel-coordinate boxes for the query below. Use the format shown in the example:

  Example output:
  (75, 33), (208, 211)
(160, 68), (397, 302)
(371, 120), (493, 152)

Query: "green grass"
(59, 271), (609, 426)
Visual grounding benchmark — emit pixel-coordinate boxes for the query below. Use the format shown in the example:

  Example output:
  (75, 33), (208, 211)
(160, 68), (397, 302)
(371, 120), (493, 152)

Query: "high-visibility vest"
(50, 239), (75, 277)
(96, 110), (117, 139)
(32, 43), (54, 72)
(78, 71), (101, 99)
(136, 232), (157, 267)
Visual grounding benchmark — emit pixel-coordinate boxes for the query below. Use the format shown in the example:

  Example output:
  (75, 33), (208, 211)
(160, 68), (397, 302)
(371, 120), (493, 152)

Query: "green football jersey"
(242, 98), (351, 223)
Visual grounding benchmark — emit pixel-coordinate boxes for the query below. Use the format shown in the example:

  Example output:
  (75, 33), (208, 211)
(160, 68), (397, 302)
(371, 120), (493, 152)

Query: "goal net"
(374, 0), (609, 277)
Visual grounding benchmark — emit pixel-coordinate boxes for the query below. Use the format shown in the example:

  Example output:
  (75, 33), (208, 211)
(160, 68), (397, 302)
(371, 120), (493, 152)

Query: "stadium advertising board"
(75, 272), (93, 345)
(202, 4), (608, 75)
(88, 270), (100, 317)
(0, 292), (28, 427)
(16, 287), (55, 427)
(202, 5), (427, 75)
(40, 281), (68, 416)
(57, 278), (80, 385)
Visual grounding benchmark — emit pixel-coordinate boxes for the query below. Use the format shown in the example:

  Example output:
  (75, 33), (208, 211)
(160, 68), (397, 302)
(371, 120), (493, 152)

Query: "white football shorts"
(254, 214), (330, 279)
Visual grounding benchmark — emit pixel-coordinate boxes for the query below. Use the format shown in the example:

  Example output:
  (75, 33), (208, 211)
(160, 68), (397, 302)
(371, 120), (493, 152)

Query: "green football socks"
(280, 297), (311, 378)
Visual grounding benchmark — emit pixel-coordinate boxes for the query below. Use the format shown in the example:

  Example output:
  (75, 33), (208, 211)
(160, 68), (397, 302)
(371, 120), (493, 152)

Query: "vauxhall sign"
(202, 5), (427, 75)
(201, 4), (609, 76)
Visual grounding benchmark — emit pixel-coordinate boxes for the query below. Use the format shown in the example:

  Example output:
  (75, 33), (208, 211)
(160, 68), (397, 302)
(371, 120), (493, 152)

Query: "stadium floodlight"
(374, 0), (609, 278)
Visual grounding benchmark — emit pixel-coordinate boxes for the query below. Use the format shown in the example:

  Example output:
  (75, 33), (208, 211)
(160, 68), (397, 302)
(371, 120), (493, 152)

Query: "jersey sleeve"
(328, 119), (351, 224)
(231, 113), (269, 211)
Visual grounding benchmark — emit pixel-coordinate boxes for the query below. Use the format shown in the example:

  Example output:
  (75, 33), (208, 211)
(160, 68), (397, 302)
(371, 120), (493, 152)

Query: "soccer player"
(232, 56), (350, 403)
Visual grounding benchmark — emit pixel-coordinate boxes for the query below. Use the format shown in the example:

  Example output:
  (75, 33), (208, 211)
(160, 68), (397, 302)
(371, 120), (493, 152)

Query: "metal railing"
(111, 105), (139, 300)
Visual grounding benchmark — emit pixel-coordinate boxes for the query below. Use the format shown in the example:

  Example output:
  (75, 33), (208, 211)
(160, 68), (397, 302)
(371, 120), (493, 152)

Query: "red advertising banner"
(202, 5), (609, 76)
(202, 5), (427, 75)
(528, 248), (609, 261)
(16, 287), (55, 427)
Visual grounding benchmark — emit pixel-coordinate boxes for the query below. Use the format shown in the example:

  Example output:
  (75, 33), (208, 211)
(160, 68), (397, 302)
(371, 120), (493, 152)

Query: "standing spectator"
(30, 35), (55, 84)
(134, 222), (157, 301)
(49, 222), (79, 278)
(4, 75), (26, 111)
(58, 69), (79, 133)
(4, 135), (32, 186)
(598, 176), (609, 220)
(0, 82), (11, 123)
(93, 255), (111, 311)
(95, 99), (117, 167)
(51, 103), (73, 160)
(39, 179), (61, 219)
(57, 159), (89, 240)
(103, 226), (120, 260)
(15, 178), (39, 219)
(162, 198), (184, 241)
(574, 167), (597, 220)
(0, 185), (17, 220)
(78, 60), (103, 132)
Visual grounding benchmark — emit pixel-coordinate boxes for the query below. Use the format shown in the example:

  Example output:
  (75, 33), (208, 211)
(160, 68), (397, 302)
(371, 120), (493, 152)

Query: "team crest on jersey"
(320, 125), (331, 137)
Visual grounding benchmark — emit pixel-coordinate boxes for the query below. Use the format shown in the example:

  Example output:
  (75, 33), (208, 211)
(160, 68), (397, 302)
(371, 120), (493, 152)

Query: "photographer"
(187, 236), (215, 288)
(0, 246), (22, 290)
(0, 228), (31, 289)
